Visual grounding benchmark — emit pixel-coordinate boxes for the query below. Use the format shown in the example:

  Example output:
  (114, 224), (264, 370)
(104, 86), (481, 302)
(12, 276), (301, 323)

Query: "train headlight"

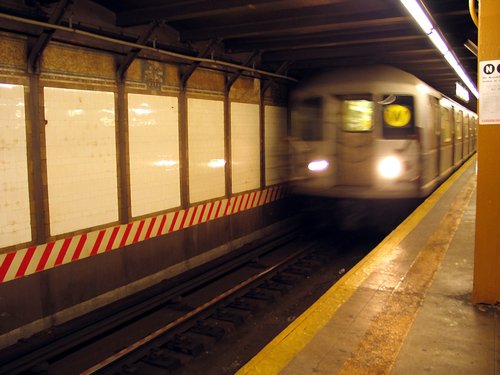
(378, 156), (402, 179)
(308, 159), (329, 172)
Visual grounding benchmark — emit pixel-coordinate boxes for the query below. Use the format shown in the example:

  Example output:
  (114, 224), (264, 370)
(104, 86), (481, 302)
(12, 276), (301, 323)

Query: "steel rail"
(80, 244), (314, 374)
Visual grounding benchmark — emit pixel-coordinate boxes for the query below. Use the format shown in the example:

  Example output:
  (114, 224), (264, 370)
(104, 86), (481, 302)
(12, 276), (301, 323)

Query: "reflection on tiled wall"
(0, 83), (31, 248)
(265, 105), (288, 186)
(188, 98), (225, 203)
(128, 93), (180, 217)
(231, 102), (260, 194)
(44, 87), (118, 235)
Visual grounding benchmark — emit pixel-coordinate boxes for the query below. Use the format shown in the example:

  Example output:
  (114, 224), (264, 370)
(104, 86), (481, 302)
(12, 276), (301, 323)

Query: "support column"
(473, 0), (500, 304)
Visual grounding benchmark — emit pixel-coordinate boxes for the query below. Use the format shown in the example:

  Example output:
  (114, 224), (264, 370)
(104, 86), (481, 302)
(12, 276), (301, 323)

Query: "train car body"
(289, 66), (477, 201)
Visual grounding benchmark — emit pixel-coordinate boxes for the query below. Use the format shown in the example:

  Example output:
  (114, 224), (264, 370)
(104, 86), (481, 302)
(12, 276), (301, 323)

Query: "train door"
(463, 114), (470, 156)
(454, 109), (463, 165)
(333, 95), (374, 186)
(439, 104), (453, 176)
(430, 97), (441, 179)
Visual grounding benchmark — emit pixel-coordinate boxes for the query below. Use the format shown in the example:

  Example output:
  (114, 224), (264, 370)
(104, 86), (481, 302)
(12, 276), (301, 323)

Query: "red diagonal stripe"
(237, 195), (245, 212)
(197, 204), (207, 224)
(262, 189), (270, 204)
(179, 209), (190, 229)
(72, 234), (87, 261)
(106, 227), (120, 251)
(207, 202), (215, 220)
(133, 220), (146, 243)
(215, 200), (222, 218)
(189, 206), (198, 227)
(0, 252), (16, 282)
(90, 230), (106, 256)
(119, 223), (133, 247)
(55, 237), (73, 266)
(169, 211), (180, 232)
(157, 214), (167, 236)
(252, 190), (262, 207)
(245, 192), (254, 209)
(36, 242), (55, 272)
(224, 198), (233, 216)
(15, 246), (36, 278)
(144, 217), (157, 240)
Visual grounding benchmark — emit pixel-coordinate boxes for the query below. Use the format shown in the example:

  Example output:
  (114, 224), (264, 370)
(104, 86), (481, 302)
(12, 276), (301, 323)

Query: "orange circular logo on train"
(384, 104), (411, 127)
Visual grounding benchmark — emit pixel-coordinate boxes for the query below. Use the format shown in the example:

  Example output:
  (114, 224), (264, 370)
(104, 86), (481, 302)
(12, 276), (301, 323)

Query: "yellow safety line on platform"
(236, 156), (476, 375)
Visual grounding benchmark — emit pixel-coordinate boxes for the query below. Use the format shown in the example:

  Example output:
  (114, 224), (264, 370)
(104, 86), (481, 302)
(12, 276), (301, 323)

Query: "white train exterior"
(289, 66), (477, 199)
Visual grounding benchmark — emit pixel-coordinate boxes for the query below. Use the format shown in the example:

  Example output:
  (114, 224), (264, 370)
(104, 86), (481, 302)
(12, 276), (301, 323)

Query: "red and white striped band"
(0, 185), (287, 284)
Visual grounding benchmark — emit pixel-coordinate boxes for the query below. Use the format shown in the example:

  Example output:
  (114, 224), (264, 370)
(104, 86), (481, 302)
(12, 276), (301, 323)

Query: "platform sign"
(479, 60), (500, 124)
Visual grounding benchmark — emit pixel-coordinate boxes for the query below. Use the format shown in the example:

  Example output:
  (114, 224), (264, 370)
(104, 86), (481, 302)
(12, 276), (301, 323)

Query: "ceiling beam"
(179, 10), (408, 41)
(115, 0), (349, 27)
(27, 0), (71, 73)
(225, 28), (424, 53)
(262, 39), (432, 63)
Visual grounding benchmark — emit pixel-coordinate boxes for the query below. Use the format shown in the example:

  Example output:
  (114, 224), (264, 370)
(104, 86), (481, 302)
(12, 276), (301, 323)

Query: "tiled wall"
(231, 102), (261, 193)
(0, 83), (31, 247)
(44, 87), (118, 235)
(0, 34), (289, 254)
(128, 93), (180, 217)
(187, 98), (226, 203)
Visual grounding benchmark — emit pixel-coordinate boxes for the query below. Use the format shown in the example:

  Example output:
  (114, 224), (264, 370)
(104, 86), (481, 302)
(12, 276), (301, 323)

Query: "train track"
(0, 229), (338, 375)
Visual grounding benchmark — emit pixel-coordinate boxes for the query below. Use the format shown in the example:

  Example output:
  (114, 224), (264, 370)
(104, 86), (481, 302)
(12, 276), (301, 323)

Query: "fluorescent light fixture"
(428, 29), (448, 54)
(456, 83), (470, 102)
(400, 0), (479, 99)
(401, 0), (433, 34)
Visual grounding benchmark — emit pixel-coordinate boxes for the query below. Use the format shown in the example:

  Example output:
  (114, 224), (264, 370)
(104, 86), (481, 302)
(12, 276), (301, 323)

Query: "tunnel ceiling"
(0, 0), (478, 110)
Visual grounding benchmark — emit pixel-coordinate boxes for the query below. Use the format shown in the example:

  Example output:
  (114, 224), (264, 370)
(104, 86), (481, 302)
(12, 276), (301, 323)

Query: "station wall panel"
(0, 36), (26, 68)
(264, 105), (288, 186)
(0, 83), (31, 247)
(42, 44), (115, 79)
(128, 93), (181, 217)
(187, 98), (225, 203)
(44, 87), (118, 235)
(231, 102), (260, 193)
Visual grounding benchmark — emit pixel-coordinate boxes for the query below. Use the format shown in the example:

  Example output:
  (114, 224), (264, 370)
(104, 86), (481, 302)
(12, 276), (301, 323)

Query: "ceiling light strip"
(400, 0), (479, 99)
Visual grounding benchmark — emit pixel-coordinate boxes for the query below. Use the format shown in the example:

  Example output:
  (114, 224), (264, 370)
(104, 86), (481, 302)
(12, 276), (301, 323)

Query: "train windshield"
(341, 99), (374, 132)
(381, 95), (415, 139)
(291, 97), (323, 141)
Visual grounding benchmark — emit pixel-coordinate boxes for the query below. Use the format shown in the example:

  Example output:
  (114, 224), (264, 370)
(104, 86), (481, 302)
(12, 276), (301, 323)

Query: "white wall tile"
(128, 93), (180, 217)
(231, 102), (260, 193)
(188, 98), (225, 203)
(44, 87), (118, 235)
(0, 83), (31, 247)
(265, 105), (288, 185)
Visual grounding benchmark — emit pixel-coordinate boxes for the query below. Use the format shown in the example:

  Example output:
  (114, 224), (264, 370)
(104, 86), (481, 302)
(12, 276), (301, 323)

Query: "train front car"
(289, 66), (439, 201)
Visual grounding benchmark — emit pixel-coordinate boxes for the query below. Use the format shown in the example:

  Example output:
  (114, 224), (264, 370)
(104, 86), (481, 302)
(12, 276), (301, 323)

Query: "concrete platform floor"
(237, 157), (500, 375)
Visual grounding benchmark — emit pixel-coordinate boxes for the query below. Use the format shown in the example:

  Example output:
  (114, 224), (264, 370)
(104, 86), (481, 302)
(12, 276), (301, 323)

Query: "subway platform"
(237, 156), (500, 375)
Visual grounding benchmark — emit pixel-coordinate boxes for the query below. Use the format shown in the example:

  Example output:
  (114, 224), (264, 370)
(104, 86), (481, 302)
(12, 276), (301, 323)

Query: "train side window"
(339, 96), (374, 132)
(291, 97), (323, 141)
(463, 115), (469, 138)
(440, 107), (452, 143)
(381, 94), (415, 139)
(455, 110), (463, 140)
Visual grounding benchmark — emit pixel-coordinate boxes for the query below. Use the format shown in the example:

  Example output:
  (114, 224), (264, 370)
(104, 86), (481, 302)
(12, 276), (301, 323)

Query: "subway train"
(288, 65), (477, 228)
